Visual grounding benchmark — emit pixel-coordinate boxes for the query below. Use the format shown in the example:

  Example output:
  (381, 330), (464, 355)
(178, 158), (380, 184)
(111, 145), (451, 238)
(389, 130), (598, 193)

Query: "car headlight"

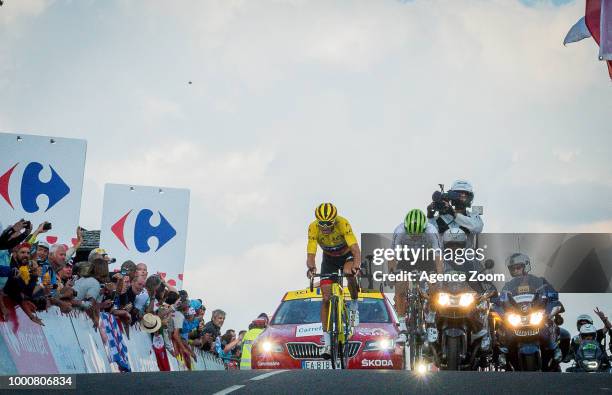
(529, 311), (545, 326)
(364, 338), (395, 351)
(261, 341), (283, 353)
(459, 293), (475, 307)
(507, 313), (522, 327)
(437, 293), (450, 306)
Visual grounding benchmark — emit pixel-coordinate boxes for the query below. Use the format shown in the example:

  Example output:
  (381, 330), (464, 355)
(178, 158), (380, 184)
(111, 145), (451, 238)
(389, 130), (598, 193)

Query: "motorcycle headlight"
(364, 338), (394, 351)
(529, 311), (545, 326)
(261, 341), (283, 353)
(507, 313), (521, 327)
(437, 293), (450, 306)
(459, 293), (475, 307)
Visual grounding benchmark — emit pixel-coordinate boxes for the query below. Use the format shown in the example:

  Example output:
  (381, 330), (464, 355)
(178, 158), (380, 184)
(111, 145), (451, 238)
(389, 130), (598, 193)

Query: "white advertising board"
(100, 184), (190, 288)
(0, 132), (87, 246)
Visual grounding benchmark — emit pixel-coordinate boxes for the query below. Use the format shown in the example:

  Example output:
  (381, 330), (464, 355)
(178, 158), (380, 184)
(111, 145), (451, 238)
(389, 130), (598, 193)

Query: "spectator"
(3, 242), (42, 324)
(118, 275), (146, 323)
(201, 309), (226, 353)
(0, 220), (32, 252)
(216, 329), (243, 366)
(57, 262), (73, 287)
(169, 293), (196, 368)
(182, 307), (199, 341)
(240, 313), (269, 369)
(135, 263), (147, 278)
(33, 240), (50, 266)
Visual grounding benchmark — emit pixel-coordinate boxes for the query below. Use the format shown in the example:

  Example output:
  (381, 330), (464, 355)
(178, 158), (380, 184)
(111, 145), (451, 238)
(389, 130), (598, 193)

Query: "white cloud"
(0, 0), (50, 28)
(88, 141), (275, 226)
(182, 237), (306, 331)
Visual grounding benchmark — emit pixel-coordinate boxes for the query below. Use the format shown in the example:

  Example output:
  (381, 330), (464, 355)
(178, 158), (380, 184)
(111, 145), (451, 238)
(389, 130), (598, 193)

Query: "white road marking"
(249, 370), (288, 381)
(212, 384), (245, 395)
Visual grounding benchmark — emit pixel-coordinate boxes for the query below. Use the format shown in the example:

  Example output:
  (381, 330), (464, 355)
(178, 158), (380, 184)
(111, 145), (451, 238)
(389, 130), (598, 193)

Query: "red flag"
(585, 0), (612, 79)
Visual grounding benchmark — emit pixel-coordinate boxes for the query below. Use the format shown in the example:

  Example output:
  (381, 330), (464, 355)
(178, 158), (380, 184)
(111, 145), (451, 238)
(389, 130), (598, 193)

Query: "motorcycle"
(424, 271), (496, 371)
(491, 287), (563, 372)
(566, 340), (611, 373)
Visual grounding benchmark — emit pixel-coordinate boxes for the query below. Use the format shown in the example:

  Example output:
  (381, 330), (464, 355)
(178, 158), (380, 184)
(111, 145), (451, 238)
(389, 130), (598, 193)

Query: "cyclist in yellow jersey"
(306, 203), (361, 357)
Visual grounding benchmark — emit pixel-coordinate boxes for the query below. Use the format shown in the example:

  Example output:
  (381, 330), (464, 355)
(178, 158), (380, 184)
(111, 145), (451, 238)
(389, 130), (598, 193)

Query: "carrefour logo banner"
(100, 184), (190, 289)
(0, 132), (87, 246)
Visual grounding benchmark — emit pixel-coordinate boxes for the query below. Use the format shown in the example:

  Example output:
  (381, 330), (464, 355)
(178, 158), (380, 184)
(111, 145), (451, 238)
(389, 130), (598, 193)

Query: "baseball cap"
(37, 241), (50, 250)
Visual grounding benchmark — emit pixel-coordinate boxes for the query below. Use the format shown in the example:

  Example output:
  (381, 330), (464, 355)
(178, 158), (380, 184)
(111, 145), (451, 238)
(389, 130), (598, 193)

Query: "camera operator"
(428, 179), (483, 248)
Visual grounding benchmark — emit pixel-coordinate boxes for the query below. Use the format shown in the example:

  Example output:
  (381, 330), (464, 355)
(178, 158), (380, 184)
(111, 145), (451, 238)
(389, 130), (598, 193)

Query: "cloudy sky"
(1, 0), (611, 331)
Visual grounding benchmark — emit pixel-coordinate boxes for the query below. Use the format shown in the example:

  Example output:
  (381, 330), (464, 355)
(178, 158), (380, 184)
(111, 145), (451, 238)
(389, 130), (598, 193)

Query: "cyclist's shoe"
(320, 333), (331, 359)
(396, 331), (408, 344)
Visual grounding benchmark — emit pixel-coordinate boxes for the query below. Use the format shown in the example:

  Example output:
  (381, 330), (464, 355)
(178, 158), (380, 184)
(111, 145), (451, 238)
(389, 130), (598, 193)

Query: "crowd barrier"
(0, 299), (225, 374)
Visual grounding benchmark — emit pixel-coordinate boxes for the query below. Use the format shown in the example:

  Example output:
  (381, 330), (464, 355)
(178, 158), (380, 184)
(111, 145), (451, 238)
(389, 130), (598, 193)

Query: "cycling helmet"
(449, 179), (474, 208)
(442, 228), (467, 247)
(576, 314), (594, 331)
(315, 203), (338, 222)
(505, 252), (531, 276)
(404, 209), (427, 234)
(579, 323), (597, 340)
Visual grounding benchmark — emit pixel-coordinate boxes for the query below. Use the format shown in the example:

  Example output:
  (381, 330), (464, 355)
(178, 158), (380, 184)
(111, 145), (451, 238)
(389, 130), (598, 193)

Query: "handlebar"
(308, 268), (361, 292)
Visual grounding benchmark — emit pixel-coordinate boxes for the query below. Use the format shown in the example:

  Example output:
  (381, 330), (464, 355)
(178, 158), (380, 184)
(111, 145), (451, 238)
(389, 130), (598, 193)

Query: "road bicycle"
(310, 269), (358, 369)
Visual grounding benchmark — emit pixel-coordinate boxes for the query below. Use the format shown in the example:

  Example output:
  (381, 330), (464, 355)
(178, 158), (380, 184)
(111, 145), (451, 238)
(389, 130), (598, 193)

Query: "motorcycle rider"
(500, 252), (570, 366)
(565, 309), (612, 362)
(426, 228), (495, 364)
(427, 180), (483, 249)
(566, 323), (611, 372)
(389, 208), (443, 343)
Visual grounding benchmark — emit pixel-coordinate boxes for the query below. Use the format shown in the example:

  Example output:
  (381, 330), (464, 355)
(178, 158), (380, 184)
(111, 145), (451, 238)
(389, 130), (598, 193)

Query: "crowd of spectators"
(0, 218), (258, 371)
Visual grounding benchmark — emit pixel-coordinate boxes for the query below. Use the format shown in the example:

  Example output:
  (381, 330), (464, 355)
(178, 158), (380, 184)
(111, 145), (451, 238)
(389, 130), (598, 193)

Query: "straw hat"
(141, 313), (162, 333)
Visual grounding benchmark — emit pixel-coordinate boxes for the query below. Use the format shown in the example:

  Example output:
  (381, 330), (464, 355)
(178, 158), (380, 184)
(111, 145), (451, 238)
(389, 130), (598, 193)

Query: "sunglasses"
(318, 220), (335, 228)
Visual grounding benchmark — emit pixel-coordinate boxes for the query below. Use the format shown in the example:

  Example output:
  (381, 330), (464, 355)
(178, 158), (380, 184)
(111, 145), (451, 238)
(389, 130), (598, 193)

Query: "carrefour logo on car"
(362, 359), (393, 367)
(0, 162), (70, 213)
(295, 323), (324, 337)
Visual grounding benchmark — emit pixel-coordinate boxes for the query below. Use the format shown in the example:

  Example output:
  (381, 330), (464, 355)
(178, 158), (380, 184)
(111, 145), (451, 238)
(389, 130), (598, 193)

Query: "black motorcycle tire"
(446, 337), (461, 371)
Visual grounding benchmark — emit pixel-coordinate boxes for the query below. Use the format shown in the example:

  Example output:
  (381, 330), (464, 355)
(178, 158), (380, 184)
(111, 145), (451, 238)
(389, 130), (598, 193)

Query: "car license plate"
(302, 360), (333, 369)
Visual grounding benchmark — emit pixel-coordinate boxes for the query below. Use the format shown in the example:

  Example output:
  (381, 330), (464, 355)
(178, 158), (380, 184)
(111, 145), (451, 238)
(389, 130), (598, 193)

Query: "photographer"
(428, 179), (483, 248)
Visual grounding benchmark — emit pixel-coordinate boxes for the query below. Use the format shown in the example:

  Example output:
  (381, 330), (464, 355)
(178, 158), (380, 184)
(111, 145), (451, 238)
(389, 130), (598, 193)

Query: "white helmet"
(450, 180), (473, 193)
(505, 252), (532, 276)
(449, 180), (474, 208)
(576, 314), (594, 331)
(442, 228), (467, 247)
(579, 323), (597, 339)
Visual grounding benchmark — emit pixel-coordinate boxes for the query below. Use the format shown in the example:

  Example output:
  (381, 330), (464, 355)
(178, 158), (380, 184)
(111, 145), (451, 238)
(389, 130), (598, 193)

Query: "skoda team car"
(252, 288), (404, 369)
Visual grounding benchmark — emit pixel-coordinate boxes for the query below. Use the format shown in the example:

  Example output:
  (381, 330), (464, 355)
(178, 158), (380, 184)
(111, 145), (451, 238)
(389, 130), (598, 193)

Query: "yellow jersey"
(307, 216), (358, 256)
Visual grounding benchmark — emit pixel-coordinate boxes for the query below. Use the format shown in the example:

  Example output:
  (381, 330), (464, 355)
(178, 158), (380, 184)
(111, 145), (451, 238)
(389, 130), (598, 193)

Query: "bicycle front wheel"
(339, 302), (351, 369)
(329, 295), (339, 369)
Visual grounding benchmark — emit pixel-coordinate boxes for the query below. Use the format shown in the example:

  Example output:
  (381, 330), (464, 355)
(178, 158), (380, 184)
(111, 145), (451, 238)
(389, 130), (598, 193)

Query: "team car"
(251, 287), (404, 369)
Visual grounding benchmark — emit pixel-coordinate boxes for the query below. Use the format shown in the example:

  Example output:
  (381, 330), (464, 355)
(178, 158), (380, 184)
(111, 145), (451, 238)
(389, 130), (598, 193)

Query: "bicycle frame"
(310, 269), (355, 369)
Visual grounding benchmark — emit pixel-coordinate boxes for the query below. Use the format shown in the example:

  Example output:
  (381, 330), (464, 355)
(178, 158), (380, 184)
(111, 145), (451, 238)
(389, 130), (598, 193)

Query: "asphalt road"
(8, 370), (612, 395)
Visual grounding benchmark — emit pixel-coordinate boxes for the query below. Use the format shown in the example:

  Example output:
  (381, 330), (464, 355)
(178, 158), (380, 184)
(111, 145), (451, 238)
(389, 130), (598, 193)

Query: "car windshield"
(271, 297), (391, 325)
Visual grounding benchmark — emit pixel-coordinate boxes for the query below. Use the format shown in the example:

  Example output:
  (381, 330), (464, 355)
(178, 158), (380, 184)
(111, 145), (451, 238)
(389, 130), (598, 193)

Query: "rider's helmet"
(315, 203), (338, 226)
(442, 227), (467, 248)
(579, 323), (597, 341)
(404, 208), (427, 234)
(576, 314), (594, 331)
(449, 180), (474, 209)
(505, 252), (531, 277)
